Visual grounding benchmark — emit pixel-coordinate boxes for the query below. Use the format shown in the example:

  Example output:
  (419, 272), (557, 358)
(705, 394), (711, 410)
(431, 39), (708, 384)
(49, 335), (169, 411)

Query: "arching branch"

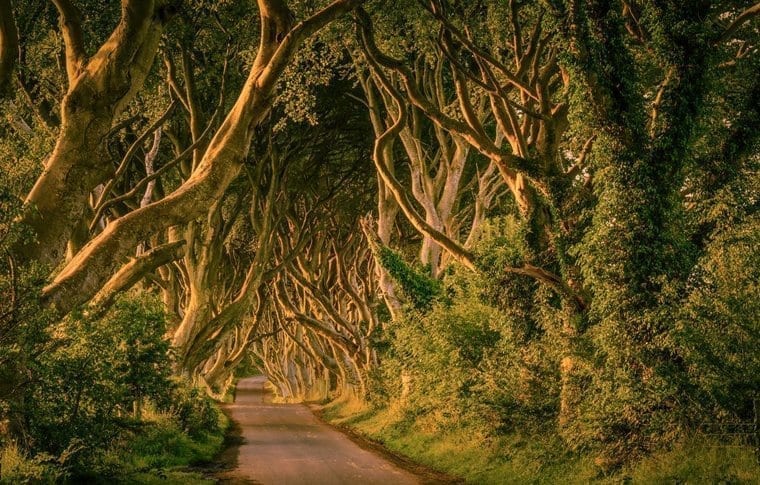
(88, 240), (186, 315)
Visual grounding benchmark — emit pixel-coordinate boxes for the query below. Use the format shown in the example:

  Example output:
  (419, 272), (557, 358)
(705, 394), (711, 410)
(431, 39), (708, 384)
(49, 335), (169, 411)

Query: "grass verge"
(1, 408), (229, 484)
(97, 410), (228, 484)
(320, 397), (760, 484)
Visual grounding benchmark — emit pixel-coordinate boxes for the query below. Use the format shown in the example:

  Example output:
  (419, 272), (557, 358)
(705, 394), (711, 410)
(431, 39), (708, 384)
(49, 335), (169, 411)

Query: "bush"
(0, 443), (63, 484)
(75, 405), (226, 483)
(21, 294), (174, 473)
(165, 379), (225, 439)
(372, 217), (563, 433)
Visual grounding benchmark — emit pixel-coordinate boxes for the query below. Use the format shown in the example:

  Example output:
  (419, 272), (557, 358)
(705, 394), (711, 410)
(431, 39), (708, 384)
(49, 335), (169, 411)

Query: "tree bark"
(41, 0), (365, 317)
(88, 240), (186, 314)
(17, 0), (170, 267)
(0, 0), (18, 99)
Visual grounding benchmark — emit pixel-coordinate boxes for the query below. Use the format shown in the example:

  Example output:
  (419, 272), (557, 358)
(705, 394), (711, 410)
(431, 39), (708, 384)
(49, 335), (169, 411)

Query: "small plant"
(0, 443), (63, 483)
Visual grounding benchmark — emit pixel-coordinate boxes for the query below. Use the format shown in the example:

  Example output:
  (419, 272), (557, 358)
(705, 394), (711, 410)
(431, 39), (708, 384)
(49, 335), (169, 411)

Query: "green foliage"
(0, 0), (757, 479)
(0, 443), (65, 484)
(27, 295), (173, 462)
(0, 284), (227, 482)
(275, 37), (347, 130)
(625, 437), (760, 484)
(118, 301), (173, 417)
(166, 378), (225, 439)
(474, 216), (529, 271)
(387, 295), (504, 425)
(3, 408), (228, 484)
(325, 399), (760, 485)
(550, 0), (742, 459)
(678, 214), (760, 420)
(370, 188), (758, 475)
(378, 246), (442, 311)
(92, 412), (226, 482)
(373, 218), (563, 432)
(0, 173), (57, 453)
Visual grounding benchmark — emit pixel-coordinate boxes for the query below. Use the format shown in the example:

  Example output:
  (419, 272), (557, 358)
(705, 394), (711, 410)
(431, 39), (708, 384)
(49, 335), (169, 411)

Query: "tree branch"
(41, 0), (363, 318)
(51, 0), (86, 82)
(717, 2), (760, 43)
(88, 240), (186, 314)
(0, 0), (18, 98)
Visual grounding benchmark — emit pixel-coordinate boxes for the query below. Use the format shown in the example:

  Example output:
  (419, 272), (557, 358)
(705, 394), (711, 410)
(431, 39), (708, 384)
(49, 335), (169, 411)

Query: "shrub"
(165, 379), (224, 439)
(24, 293), (174, 472)
(0, 443), (63, 484)
(372, 217), (563, 433)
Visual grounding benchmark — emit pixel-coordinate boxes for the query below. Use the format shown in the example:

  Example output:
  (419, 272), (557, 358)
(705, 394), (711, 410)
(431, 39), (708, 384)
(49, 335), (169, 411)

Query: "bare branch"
(88, 240), (186, 314)
(51, 0), (86, 82)
(92, 100), (178, 224)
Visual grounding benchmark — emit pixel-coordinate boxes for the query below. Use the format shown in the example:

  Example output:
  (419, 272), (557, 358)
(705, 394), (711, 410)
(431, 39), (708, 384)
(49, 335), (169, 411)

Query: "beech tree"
(1, 0), (758, 475)
(1, 0), (366, 441)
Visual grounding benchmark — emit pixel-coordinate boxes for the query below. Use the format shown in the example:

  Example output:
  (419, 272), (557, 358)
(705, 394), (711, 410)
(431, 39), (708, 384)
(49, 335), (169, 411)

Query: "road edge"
(308, 404), (465, 485)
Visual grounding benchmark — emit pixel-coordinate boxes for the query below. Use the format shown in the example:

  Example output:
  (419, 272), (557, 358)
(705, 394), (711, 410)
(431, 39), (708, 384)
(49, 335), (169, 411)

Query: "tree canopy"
(1, 0), (758, 480)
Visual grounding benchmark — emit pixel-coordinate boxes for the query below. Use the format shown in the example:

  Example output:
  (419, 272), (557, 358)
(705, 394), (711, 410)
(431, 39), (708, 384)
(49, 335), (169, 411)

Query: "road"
(216, 376), (421, 485)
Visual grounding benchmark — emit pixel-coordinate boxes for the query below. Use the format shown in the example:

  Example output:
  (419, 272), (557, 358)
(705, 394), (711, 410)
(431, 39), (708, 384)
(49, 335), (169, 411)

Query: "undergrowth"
(1, 402), (228, 484)
(321, 399), (760, 484)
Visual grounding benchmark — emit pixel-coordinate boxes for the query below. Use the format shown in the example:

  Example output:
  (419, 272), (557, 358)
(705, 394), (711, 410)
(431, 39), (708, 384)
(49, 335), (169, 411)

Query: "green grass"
(95, 410), (228, 484)
(115, 470), (214, 485)
(321, 399), (760, 484)
(628, 439), (760, 484)
(1, 410), (228, 484)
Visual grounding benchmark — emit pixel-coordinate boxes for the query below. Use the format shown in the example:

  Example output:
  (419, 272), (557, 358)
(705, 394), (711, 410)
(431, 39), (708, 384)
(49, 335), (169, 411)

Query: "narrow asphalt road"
(216, 376), (421, 485)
